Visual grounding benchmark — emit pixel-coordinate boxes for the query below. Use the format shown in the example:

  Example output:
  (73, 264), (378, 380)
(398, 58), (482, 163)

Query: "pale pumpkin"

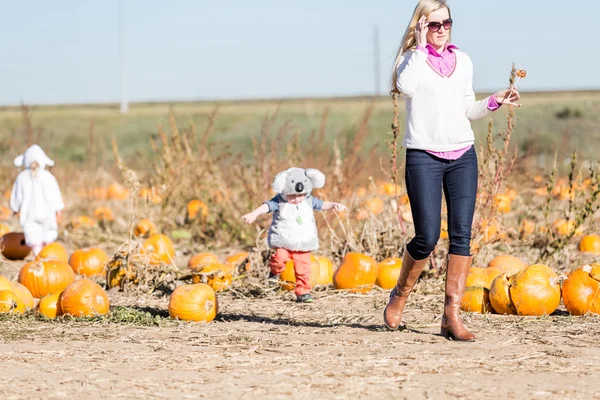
(168, 283), (218, 322)
(0, 232), (31, 260)
(315, 256), (334, 286)
(333, 252), (377, 293)
(188, 252), (220, 272)
(280, 256), (321, 291)
(35, 242), (69, 263)
(579, 235), (600, 255)
(0, 275), (13, 292)
(562, 264), (600, 316)
(18, 260), (75, 298)
(487, 255), (527, 276)
(69, 248), (109, 276)
(60, 279), (110, 317)
(142, 234), (175, 265)
(38, 292), (63, 318)
(133, 219), (157, 238)
(11, 282), (35, 310)
(0, 290), (25, 315)
(375, 258), (403, 290)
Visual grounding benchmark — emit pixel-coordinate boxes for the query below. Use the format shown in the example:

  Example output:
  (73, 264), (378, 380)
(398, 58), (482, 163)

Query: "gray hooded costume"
(265, 168), (326, 252)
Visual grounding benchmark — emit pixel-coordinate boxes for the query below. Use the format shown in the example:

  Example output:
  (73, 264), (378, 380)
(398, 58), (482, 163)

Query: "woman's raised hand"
(493, 88), (521, 107)
(415, 16), (429, 47)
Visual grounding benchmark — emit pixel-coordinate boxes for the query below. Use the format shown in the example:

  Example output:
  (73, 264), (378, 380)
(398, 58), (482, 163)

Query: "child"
(10, 145), (65, 256)
(242, 168), (347, 303)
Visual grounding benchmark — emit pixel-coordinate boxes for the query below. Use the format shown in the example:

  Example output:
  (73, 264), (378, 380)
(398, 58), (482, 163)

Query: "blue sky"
(0, 0), (596, 105)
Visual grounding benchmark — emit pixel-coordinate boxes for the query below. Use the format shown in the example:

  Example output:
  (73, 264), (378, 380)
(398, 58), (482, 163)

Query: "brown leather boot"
(383, 250), (430, 330)
(441, 254), (476, 341)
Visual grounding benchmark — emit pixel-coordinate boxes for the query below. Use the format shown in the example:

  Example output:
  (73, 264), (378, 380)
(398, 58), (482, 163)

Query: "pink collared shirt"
(416, 44), (500, 160)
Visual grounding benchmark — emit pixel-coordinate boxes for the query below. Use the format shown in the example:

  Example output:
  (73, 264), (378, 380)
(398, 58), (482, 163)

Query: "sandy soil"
(1, 286), (600, 400)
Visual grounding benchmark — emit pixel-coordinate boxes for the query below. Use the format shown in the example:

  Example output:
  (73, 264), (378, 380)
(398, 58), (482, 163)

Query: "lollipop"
(513, 69), (527, 89)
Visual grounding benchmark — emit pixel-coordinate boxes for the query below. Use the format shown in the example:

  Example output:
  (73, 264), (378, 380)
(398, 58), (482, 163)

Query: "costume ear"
(271, 170), (289, 193)
(44, 156), (55, 167)
(305, 169), (325, 189)
(14, 155), (24, 167)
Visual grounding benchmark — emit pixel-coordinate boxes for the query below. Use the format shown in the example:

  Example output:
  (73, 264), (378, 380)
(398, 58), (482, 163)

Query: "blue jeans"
(404, 146), (478, 260)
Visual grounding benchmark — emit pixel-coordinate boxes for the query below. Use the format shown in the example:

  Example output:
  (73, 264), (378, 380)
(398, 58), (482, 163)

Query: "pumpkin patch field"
(1, 94), (600, 398)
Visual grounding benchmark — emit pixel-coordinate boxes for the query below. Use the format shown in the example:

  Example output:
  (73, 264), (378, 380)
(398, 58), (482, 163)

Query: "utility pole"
(373, 24), (381, 97)
(119, 0), (128, 114)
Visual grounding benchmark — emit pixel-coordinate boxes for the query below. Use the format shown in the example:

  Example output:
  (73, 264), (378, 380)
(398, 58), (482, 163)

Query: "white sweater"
(396, 49), (492, 151)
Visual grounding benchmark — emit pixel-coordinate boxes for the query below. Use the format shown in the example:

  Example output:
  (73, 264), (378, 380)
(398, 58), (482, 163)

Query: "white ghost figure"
(10, 145), (64, 255)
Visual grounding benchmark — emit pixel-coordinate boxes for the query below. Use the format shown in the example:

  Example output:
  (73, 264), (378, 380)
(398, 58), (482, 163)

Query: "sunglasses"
(427, 18), (452, 32)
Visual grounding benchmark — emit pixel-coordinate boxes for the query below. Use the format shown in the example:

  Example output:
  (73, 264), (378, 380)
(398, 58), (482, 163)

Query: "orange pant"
(270, 248), (312, 296)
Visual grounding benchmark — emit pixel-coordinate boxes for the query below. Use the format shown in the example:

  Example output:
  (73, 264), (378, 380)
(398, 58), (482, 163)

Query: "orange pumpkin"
(107, 183), (129, 200)
(364, 197), (384, 216)
(466, 267), (503, 289)
(315, 255), (334, 286)
(489, 273), (516, 315)
(552, 219), (583, 237)
(579, 235), (600, 255)
(487, 255), (527, 276)
(562, 264), (600, 316)
(35, 242), (69, 263)
(168, 283), (218, 322)
(69, 248), (109, 276)
(333, 252), (377, 293)
(192, 263), (232, 292)
(139, 187), (162, 204)
(133, 219), (157, 238)
(0, 290), (25, 315)
(280, 255), (321, 291)
(491, 264), (561, 316)
(378, 182), (401, 197)
(375, 258), (403, 290)
(38, 292), (63, 318)
(70, 216), (97, 229)
(187, 200), (209, 221)
(59, 279), (110, 317)
(188, 252), (220, 272)
(460, 286), (493, 314)
(94, 207), (115, 222)
(18, 260), (75, 298)
(520, 219), (536, 240)
(0, 232), (31, 260)
(11, 282), (35, 310)
(493, 194), (512, 213)
(142, 234), (175, 265)
(225, 252), (251, 272)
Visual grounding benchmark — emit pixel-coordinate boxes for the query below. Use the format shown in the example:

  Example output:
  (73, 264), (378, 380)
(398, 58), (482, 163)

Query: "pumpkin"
(460, 286), (493, 314)
(490, 264), (561, 316)
(71, 216), (97, 229)
(188, 252), (220, 272)
(225, 252), (251, 272)
(191, 263), (232, 292)
(94, 207), (115, 222)
(38, 292), (63, 318)
(0, 232), (31, 260)
(315, 255), (334, 286)
(35, 242), (69, 263)
(0, 275), (13, 292)
(18, 260), (75, 298)
(552, 219), (583, 237)
(375, 258), (403, 290)
(142, 234), (175, 265)
(489, 273), (516, 315)
(364, 197), (384, 216)
(139, 187), (162, 204)
(0, 224), (10, 237)
(107, 183), (129, 200)
(479, 219), (500, 242)
(59, 279), (109, 317)
(168, 283), (218, 322)
(11, 282), (35, 309)
(579, 235), (600, 255)
(466, 267), (503, 289)
(333, 252), (377, 293)
(280, 256), (321, 291)
(0, 206), (12, 221)
(133, 219), (157, 238)
(69, 248), (109, 276)
(493, 194), (512, 213)
(520, 219), (536, 240)
(187, 200), (209, 221)
(562, 264), (600, 315)
(487, 255), (527, 276)
(378, 182), (401, 197)
(355, 187), (367, 198)
(0, 290), (25, 315)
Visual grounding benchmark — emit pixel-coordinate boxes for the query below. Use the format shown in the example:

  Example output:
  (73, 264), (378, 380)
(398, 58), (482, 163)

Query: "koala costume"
(266, 167), (326, 252)
(10, 145), (64, 254)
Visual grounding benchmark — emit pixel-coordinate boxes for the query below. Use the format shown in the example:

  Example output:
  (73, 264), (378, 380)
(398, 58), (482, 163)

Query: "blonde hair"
(390, 0), (452, 94)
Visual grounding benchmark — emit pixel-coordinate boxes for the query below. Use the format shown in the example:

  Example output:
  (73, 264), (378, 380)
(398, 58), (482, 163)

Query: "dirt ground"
(1, 285), (600, 400)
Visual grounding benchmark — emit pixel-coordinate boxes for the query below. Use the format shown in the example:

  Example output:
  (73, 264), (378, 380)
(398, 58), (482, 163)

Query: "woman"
(383, 0), (520, 341)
